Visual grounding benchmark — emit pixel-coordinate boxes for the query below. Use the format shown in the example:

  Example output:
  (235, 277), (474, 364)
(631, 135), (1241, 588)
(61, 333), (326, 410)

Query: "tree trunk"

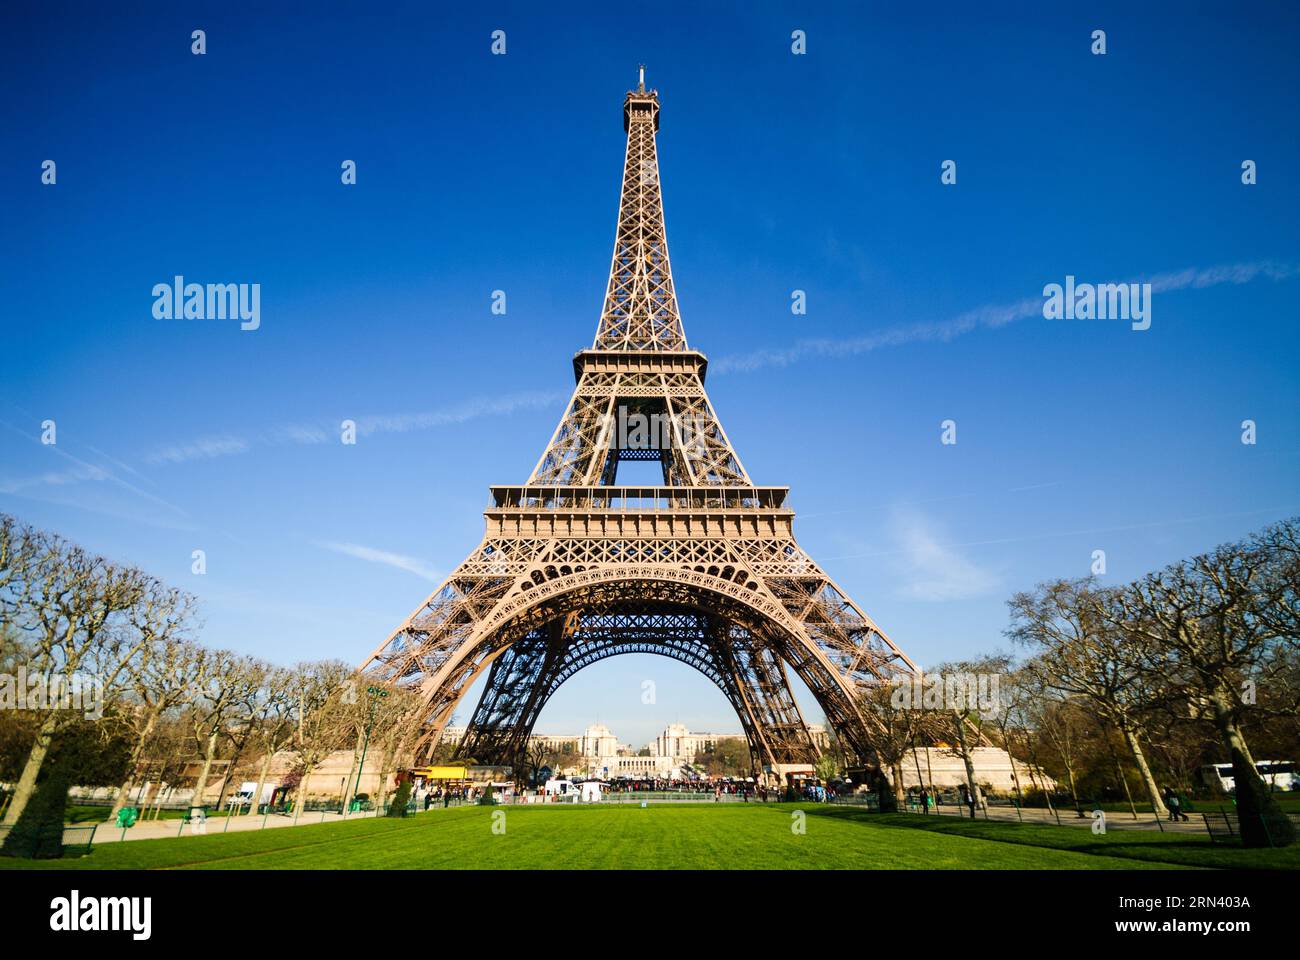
(109, 708), (162, 820)
(294, 769), (312, 824)
(952, 712), (980, 816)
(190, 732), (218, 811)
(1005, 735), (1025, 810)
(1019, 730), (1059, 822)
(340, 733), (364, 813)
(374, 741), (399, 813)
(890, 761), (906, 807)
(1118, 723), (1167, 817)
(1104, 729), (1139, 818)
(247, 752), (274, 817)
(133, 779), (155, 813)
(1063, 759), (1082, 813)
(214, 733), (252, 812)
(1, 712), (60, 826)
(1209, 688), (1295, 847)
(152, 784), (173, 820)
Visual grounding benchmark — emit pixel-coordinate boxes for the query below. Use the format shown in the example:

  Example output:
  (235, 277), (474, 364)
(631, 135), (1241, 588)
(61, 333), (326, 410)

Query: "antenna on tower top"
(638, 64), (645, 92)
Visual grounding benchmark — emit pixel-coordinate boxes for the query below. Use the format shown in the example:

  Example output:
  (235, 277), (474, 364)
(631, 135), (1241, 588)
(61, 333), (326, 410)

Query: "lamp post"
(350, 685), (387, 816)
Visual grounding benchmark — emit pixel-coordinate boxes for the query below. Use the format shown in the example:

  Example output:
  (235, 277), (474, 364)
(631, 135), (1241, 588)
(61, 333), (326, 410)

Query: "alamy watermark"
(1042, 275), (1151, 331)
(595, 404), (709, 459)
(0, 666), (104, 720)
(50, 890), (151, 940)
(152, 275), (260, 331)
(889, 672), (1002, 717)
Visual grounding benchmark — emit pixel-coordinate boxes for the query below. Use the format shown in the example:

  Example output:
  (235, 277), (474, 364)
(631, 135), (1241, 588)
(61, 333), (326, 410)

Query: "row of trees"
(852, 517), (1298, 847)
(0, 515), (421, 851)
(2, 512), (1296, 851)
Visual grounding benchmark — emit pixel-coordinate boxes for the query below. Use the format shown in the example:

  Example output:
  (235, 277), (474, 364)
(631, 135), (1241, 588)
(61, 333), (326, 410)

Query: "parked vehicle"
(225, 781), (277, 809)
(1201, 760), (1297, 793)
(543, 778), (576, 797)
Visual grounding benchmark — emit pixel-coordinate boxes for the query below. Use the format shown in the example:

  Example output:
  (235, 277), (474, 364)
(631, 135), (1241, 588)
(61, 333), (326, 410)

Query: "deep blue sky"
(3, 2), (1298, 746)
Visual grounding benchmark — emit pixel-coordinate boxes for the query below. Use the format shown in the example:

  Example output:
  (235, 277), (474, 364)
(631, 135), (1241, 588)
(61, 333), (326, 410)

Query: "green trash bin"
(115, 806), (138, 828)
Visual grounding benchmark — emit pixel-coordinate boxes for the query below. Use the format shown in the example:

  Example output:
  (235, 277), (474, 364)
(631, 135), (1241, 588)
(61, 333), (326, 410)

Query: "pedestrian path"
(924, 803), (1208, 834)
(79, 807), (392, 844)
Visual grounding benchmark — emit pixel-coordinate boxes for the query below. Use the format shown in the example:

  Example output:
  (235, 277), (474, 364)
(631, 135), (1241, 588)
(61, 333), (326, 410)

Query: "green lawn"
(3, 802), (1295, 870)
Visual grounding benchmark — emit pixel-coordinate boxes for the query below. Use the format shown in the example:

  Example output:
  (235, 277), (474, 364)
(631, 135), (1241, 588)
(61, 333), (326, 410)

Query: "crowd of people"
(407, 774), (853, 805)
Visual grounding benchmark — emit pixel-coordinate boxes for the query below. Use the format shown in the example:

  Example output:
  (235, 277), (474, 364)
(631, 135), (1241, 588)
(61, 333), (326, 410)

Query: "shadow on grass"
(800, 806), (1297, 870)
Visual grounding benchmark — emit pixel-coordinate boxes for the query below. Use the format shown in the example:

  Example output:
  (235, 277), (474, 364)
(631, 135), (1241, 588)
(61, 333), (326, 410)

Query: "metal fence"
(0, 822), (97, 856)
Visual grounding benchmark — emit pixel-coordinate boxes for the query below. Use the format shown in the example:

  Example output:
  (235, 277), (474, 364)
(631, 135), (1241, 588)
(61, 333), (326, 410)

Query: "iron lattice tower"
(360, 73), (919, 776)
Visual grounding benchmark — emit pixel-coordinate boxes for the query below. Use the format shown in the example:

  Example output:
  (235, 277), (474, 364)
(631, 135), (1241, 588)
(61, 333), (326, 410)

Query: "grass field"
(3, 803), (1298, 870)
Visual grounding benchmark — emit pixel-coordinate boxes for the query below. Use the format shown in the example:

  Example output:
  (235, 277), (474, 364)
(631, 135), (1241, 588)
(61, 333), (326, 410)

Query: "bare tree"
(287, 660), (352, 822)
(108, 637), (202, 820)
(0, 517), (164, 826)
(367, 687), (422, 813)
(1114, 533), (1296, 846)
(1018, 670), (1089, 815)
(858, 681), (942, 809)
(241, 666), (296, 816)
(1254, 517), (1299, 649)
(930, 654), (1009, 816)
(185, 649), (263, 811)
(1008, 579), (1168, 817)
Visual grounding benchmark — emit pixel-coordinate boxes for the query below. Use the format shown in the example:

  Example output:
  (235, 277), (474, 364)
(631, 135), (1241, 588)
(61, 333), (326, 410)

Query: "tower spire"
(592, 71), (687, 351)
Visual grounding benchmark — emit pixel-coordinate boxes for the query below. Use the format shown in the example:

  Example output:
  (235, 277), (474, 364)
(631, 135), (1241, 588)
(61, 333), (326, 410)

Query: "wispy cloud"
(0, 462), (111, 494)
(0, 417), (193, 528)
(350, 390), (566, 436)
(713, 260), (1300, 375)
(837, 503), (1300, 560)
(889, 509), (1000, 603)
(315, 540), (441, 581)
(145, 435), (250, 465)
(143, 389), (566, 466)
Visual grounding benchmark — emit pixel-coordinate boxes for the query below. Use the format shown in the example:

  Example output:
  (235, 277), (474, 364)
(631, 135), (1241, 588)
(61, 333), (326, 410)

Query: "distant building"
(529, 732), (581, 752)
(651, 723), (747, 763)
(805, 724), (831, 751)
(579, 723), (621, 760)
(602, 755), (680, 779)
(439, 725), (581, 753)
(893, 746), (1057, 794)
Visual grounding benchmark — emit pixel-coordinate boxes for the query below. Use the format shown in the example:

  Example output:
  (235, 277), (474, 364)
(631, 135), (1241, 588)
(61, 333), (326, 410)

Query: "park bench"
(1202, 810), (1300, 843)
(1201, 811), (1238, 841)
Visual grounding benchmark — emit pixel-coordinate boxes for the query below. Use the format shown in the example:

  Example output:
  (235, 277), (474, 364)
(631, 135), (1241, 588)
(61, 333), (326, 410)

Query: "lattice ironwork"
(360, 72), (921, 778)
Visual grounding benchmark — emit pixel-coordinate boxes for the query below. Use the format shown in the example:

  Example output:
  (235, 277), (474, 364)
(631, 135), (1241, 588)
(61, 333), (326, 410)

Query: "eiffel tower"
(360, 70), (919, 777)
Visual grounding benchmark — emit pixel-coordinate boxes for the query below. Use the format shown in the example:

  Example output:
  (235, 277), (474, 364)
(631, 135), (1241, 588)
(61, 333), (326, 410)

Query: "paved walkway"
(915, 803), (1209, 834)
(71, 807), (393, 845)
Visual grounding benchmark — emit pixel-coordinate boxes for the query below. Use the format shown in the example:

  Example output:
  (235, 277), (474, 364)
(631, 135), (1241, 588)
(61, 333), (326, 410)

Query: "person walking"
(960, 783), (976, 819)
